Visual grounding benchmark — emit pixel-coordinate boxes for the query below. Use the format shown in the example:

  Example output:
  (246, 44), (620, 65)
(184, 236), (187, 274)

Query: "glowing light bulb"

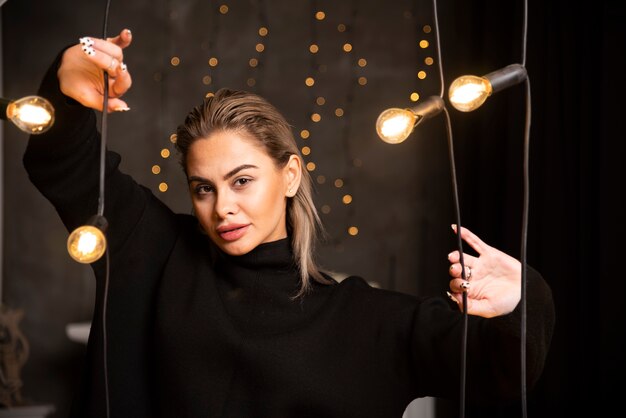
(448, 64), (527, 112)
(448, 76), (492, 112)
(67, 215), (108, 264)
(1, 95), (55, 134)
(375, 108), (417, 144)
(375, 96), (445, 144)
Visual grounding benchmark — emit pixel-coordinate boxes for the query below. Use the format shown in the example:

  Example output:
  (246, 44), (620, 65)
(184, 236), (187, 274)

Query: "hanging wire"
(430, 0), (470, 414)
(99, 1), (112, 417)
(519, 1), (530, 416)
(520, 76), (531, 418)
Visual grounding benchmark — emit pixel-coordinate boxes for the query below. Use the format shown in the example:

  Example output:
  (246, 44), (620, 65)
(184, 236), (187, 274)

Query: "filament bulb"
(67, 216), (108, 263)
(375, 108), (418, 144)
(2, 95), (55, 134)
(448, 75), (492, 112)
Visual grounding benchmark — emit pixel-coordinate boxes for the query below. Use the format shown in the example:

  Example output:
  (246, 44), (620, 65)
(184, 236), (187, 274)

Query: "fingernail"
(120, 62), (127, 72)
(114, 106), (131, 112)
(79, 37), (94, 47)
(125, 29), (132, 35)
(81, 45), (96, 56)
(446, 291), (459, 304)
(451, 224), (457, 232)
(447, 252), (454, 260)
(460, 281), (470, 290)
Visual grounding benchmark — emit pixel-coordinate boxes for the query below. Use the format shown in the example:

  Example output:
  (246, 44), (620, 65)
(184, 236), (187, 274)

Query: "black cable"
(99, 1), (112, 417)
(443, 107), (469, 418)
(102, 249), (111, 418)
(520, 78), (531, 418)
(519, 1), (529, 416)
(431, 0), (470, 416)
(98, 0), (112, 215)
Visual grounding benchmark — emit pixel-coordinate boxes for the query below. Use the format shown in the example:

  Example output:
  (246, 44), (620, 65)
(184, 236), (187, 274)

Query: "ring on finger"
(465, 266), (472, 280)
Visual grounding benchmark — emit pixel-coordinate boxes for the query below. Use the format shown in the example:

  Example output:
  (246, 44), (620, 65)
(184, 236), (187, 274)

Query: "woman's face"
(186, 130), (300, 256)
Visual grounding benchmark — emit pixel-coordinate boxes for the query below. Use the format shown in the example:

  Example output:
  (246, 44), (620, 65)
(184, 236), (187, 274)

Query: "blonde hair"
(174, 88), (332, 296)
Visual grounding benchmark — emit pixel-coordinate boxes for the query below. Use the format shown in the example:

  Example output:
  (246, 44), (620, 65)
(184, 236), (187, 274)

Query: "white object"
(65, 321), (91, 344)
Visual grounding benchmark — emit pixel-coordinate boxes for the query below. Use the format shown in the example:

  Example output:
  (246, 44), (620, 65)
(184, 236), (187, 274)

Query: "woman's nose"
(214, 189), (238, 218)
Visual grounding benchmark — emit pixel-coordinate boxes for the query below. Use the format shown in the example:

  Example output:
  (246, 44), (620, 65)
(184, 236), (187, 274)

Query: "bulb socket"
(411, 96), (445, 125)
(485, 64), (527, 94)
(86, 214), (109, 232)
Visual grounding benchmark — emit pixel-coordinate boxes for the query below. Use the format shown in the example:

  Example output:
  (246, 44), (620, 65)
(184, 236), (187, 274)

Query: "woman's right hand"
(58, 28), (133, 113)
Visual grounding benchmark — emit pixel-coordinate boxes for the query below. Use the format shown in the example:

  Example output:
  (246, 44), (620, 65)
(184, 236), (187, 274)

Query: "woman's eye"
(234, 178), (252, 187)
(194, 185), (213, 195)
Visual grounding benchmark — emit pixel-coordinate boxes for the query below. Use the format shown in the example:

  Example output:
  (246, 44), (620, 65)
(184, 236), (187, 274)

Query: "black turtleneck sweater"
(23, 51), (555, 418)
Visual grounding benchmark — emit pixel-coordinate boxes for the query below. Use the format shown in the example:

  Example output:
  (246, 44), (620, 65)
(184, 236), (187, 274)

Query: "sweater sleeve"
(22, 47), (174, 261)
(411, 265), (555, 404)
(23, 47), (184, 418)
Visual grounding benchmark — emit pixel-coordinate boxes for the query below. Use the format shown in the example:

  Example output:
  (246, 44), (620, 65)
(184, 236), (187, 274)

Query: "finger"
(107, 28), (133, 49)
(448, 263), (474, 281)
(449, 278), (470, 293)
(79, 41), (125, 80)
(447, 251), (478, 266)
(106, 97), (130, 113)
(451, 224), (489, 255)
(109, 64), (132, 97)
(80, 37), (124, 62)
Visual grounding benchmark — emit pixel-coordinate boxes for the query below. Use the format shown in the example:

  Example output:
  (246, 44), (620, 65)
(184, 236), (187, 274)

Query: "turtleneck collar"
(212, 237), (334, 336)
(218, 237), (297, 272)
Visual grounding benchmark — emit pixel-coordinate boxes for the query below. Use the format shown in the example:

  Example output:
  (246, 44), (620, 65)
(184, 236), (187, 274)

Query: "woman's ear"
(284, 154), (302, 197)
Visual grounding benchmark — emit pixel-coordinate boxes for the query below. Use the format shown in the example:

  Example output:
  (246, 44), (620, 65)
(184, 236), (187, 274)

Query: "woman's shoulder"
(325, 273), (435, 311)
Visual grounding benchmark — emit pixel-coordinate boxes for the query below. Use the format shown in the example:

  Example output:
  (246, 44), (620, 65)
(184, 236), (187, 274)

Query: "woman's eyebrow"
(187, 164), (259, 184)
(222, 164), (259, 180)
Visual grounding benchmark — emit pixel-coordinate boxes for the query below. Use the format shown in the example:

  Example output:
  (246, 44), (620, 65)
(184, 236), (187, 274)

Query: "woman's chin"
(217, 239), (255, 256)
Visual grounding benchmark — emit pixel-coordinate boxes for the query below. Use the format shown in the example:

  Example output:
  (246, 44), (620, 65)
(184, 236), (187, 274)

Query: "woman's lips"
(217, 224), (250, 241)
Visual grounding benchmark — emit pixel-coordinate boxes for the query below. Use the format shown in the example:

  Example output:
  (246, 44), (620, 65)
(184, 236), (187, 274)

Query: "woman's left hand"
(447, 225), (521, 318)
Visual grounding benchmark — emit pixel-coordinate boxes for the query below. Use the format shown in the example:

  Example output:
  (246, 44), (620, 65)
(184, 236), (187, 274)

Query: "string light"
(67, 215), (108, 264)
(0, 95), (55, 134)
(448, 64), (527, 112)
(375, 96), (445, 144)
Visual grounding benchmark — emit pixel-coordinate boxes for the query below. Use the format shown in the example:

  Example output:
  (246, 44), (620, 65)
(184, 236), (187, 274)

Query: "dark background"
(1, 0), (623, 417)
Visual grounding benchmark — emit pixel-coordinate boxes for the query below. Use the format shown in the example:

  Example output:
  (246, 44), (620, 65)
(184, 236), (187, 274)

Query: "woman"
(24, 29), (554, 418)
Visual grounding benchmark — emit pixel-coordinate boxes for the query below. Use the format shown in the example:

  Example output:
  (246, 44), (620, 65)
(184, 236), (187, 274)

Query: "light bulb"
(376, 96), (445, 144)
(1, 95), (55, 134)
(448, 64), (527, 112)
(67, 215), (108, 264)
(375, 108), (417, 144)
(448, 76), (492, 112)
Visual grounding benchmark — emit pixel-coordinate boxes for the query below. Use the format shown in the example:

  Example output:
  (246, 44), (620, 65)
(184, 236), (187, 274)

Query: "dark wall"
(1, 0), (622, 417)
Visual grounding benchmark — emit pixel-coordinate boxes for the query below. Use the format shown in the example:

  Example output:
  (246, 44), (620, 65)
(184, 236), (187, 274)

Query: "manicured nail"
(81, 45), (96, 56)
(447, 252), (454, 261)
(125, 29), (132, 35)
(451, 224), (457, 232)
(446, 291), (459, 304)
(114, 106), (131, 112)
(460, 281), (470, 290)
(79, 37), (94, 47)
(120, 62), (127, 72)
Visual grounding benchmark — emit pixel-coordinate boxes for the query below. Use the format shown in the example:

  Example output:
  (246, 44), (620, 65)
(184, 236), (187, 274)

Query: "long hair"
(174, 88), (332, 296)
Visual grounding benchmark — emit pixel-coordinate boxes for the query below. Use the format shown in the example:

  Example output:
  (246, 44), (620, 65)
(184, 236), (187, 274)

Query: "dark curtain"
(437, 1), (624, 417)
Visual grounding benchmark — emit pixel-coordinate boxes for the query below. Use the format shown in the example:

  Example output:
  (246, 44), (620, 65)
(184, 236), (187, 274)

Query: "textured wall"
(2, 0), (459, 416)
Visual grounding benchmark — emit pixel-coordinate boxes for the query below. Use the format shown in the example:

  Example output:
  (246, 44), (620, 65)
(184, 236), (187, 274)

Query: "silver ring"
(466, 267), (472, 280)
